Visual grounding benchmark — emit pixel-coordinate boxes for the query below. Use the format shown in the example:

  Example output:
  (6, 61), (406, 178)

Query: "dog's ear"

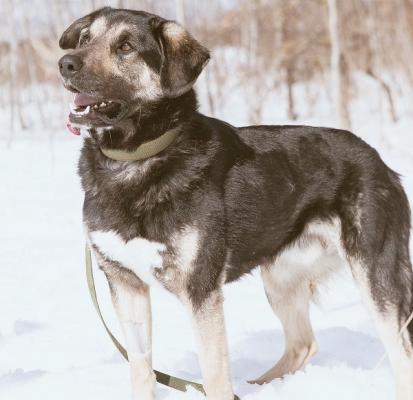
(59, 7), (109, 50)
(151, 18), (210, 97)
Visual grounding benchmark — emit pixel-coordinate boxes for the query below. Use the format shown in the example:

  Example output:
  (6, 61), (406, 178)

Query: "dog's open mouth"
(67, 93), (127, 135)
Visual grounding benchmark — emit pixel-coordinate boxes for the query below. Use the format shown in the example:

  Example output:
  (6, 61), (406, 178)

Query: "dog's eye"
(118, 42), (133, 53)
(79, 33), (90, 46)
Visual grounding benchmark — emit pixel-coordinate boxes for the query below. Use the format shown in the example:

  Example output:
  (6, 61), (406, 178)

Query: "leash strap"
(85, 245), (240, 399)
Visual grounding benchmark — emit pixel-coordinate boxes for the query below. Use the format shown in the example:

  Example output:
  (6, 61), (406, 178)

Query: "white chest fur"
(89, 227), (200, 289)
(90, 230), (166, 287)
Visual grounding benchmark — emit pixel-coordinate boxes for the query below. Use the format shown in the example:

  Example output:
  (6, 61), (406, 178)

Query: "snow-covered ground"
(1, 83), (413, 400)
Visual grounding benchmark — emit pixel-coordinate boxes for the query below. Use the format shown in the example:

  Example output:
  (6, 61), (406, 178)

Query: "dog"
(58, 7), (413, 400)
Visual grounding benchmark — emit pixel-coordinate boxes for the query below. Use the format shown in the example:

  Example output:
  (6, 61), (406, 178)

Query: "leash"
(85, 245), (240, 399)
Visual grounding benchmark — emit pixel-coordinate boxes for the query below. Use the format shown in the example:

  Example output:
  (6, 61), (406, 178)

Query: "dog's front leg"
(108, 276), (155, 400)
(185, 289), (234, 400)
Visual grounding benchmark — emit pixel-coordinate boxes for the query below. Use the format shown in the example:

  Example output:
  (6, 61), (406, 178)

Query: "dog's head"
(58, 7), (209, 130)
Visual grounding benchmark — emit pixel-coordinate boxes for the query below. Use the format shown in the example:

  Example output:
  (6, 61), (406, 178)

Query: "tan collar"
(100, 127), (180, 161)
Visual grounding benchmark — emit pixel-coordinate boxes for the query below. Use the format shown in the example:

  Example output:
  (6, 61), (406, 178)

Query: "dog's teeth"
(71, 106), (83, 115)
(101, 102), (106, 107)
(93, 105), (98, 109)
(70, 104), (92, 116)
(108, 100), (112, 103)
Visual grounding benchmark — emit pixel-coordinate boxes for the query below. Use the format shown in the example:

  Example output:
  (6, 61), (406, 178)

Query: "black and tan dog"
(58, 7), (413, 400)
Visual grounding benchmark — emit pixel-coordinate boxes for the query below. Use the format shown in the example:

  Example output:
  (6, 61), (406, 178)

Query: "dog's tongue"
(66, 120), (81, 135)
(74, 93), (97, 106)
(66, 93), (95, 135)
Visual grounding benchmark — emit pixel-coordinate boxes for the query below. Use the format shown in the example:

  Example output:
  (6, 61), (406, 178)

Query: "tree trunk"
(327, 0), (350, 129)
(286, 65), (297, 120)
(176, 0), (185, 25)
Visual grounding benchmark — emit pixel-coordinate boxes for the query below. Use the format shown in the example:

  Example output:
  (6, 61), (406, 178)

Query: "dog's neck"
(88, 89), (198, 154)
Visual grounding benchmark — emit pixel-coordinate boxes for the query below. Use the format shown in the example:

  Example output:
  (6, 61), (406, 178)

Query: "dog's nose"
(58, 54), (83, 78)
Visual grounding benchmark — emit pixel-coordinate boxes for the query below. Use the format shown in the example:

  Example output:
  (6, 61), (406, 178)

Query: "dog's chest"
(89, 227), (199, 289)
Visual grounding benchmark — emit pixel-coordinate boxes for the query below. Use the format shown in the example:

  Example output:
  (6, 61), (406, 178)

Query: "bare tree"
(327, 0), (350, 129)
(175, 0), (185, 24)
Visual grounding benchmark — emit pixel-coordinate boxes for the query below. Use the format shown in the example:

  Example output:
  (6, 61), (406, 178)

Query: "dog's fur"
(59, 7), (413, 400)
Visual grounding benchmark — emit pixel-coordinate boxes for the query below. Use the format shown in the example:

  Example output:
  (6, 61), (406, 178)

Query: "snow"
(1, 82), (413, 400)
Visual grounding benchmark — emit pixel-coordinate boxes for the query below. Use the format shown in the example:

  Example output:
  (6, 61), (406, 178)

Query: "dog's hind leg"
(342, 179), (413, 400)
(349, 252), (413, 400)
(349, 254), (413, 400)
(250, 262), (318, 384)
